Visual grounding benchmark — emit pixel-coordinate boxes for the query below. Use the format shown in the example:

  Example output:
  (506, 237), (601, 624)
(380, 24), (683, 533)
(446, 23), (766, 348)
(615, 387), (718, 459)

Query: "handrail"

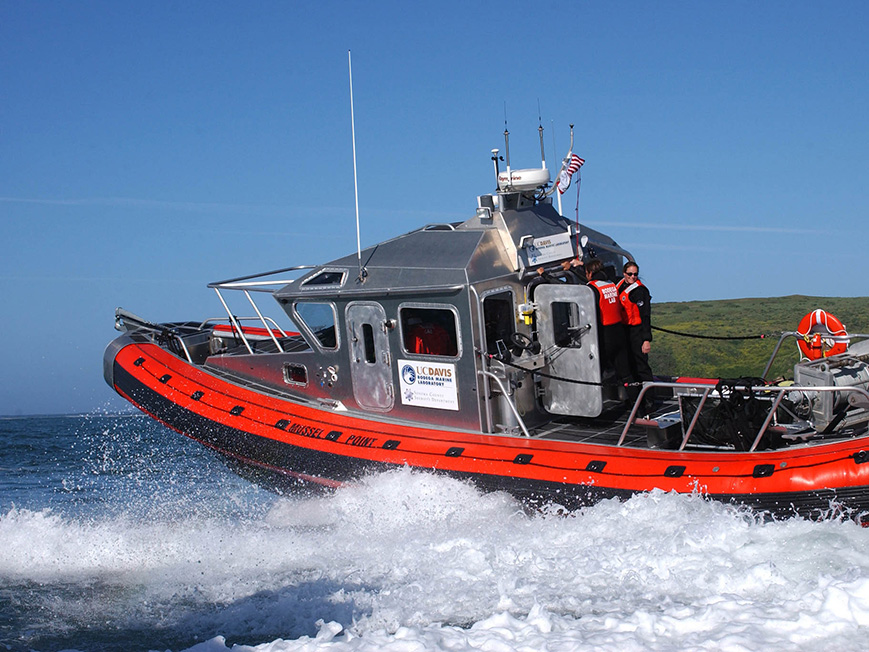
(213, 288), (253, 354)
(618, 380), (869, 450)
(174, 337), (194, 364)
(287, 283), (466, 299)
(208, 265), (316, 288)
(469, 286), (494, 434)
(210, 287), (299, 355)
(678, 386), (712, 451)
(478, 370), (531, 437)
(761, 332), (796, 380)
(762, 331), (869, 380)
(197, 316), (287, 334)
(244, 289), (284, 352)
(201, 313), (291, 355)
(114, 308), (195, 363)
(205, 266), (316, 354)
(749, 390), (787, 452)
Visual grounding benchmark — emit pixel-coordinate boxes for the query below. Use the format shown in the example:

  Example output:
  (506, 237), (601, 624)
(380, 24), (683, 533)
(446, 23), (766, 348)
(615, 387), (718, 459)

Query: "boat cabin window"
(301, 269), (346, 288)
(294, 302), (338, 349)
(483, 291), (515, 355)
(400, 306), (458, 357)
(282, 362), (308, 386)
(552, 301), (583, 348)
(362, 323), (376, 363)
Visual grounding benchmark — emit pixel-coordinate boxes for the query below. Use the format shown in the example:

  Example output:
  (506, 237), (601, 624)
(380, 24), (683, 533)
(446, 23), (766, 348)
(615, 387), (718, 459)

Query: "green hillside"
(648, 295), (869, 380)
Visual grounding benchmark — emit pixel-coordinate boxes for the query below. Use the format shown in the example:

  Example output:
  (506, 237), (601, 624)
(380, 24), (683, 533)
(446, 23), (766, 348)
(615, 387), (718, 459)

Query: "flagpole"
(575, 166), (582, 255)
(570, 125), (580, 254)
(557, 168), (563, 216)
(557, 124), (575, 217)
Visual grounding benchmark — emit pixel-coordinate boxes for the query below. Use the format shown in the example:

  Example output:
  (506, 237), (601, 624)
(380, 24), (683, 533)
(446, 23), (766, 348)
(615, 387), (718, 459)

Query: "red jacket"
(616, 278), (652, 341)
(617, 279), (645, 326)
(589, 279), (624, 326)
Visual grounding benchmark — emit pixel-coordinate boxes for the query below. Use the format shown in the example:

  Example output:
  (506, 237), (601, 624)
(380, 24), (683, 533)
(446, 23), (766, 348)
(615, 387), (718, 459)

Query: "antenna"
(503, 102), (511, 187)
(348, 50), (366, 281)
(503, 128), (511, 187)
(537, 99), (546, 169)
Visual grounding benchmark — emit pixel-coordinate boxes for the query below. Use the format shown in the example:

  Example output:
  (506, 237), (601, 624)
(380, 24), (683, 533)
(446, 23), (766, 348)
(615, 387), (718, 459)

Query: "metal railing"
(762, 331), (869, 379)
(200, 315), (290, 354)
(478, 370), (532, 437)
(114, 308), (197, 363)
(207, 265), (315, 355)
(619, 380), (869, 451)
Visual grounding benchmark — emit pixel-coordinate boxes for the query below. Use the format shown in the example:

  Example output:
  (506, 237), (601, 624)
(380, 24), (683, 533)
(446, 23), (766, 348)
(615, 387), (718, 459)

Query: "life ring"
(796, 309), (849, 360)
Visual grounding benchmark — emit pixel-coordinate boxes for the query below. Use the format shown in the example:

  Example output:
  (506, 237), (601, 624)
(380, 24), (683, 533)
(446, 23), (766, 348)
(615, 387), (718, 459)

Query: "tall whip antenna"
(537, 99), (546, 169)
(348, 50), (366, 281)
(503, 102), (511, 187)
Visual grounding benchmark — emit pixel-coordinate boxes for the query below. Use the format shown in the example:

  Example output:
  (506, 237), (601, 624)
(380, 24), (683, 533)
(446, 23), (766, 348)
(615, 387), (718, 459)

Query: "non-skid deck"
(529, 405), (656, 448)
(528, 402), (869, 452)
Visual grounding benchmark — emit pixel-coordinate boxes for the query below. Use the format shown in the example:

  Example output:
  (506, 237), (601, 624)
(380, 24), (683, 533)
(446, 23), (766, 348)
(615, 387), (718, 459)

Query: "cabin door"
(346, 302), (395, 412)
(534, 284), (603, 417)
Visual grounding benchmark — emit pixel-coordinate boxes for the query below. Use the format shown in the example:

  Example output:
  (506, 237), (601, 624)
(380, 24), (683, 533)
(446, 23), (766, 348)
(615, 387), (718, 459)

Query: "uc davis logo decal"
(397, 359), (459, 411)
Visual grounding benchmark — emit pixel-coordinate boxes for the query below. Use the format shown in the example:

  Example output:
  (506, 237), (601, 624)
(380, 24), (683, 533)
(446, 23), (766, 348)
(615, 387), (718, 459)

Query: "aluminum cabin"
(200, 186), (631, 437)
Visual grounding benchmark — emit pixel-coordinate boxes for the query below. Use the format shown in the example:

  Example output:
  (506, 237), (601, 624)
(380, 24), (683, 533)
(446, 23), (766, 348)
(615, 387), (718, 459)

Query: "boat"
(104, 132), (869, 523)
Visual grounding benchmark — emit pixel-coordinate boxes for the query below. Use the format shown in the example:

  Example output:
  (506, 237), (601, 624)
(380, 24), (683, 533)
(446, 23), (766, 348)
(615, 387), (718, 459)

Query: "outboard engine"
(790, 339), (869, 431)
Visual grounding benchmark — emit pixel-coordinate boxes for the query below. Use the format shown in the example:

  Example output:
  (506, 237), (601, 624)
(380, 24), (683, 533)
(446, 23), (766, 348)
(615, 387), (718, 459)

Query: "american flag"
(567, 153), (585, 174)
(557, 153), (585, 194)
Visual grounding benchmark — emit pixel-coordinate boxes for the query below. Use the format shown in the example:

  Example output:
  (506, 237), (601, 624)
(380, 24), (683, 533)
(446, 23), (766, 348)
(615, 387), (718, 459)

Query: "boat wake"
(3, 461), (869, 651)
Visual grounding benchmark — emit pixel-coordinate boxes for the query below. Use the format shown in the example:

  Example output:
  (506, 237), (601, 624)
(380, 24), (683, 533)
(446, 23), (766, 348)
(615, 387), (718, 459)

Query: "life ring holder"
(796, 309), (849, 360)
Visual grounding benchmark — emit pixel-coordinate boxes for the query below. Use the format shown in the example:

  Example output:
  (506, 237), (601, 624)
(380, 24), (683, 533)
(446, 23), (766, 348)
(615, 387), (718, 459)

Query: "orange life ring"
(796, 309), (849, 360)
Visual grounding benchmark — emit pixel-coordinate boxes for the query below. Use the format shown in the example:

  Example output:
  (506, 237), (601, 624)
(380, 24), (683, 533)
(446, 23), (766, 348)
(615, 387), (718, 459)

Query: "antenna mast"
(503, 103), (511, 188)
(537, 100), (546, 169)
(348, 50), (366, 281)
(556, 124), (575, 217)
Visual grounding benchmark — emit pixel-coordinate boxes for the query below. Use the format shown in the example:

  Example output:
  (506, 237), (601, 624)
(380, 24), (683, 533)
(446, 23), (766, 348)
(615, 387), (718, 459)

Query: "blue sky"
(2, 1), (867, 415)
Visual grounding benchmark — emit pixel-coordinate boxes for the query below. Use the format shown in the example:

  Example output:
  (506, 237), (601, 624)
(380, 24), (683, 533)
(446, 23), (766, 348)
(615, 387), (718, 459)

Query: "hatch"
(534, 284), (603, 417)
(346, 302), (394, 412)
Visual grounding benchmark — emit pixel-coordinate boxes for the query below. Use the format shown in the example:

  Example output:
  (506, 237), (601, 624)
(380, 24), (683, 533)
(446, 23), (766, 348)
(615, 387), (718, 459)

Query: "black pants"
(600, 323), (632, 388)
(627, 326), (653, 383)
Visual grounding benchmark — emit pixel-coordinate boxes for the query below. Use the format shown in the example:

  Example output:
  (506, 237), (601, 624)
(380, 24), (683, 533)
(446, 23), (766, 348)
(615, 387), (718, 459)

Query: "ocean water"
(2, 415), (869, 651)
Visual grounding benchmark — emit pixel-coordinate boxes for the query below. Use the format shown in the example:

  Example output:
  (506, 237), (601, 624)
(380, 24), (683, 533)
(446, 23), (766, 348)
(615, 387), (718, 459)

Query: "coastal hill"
(649, 295), (869, 381)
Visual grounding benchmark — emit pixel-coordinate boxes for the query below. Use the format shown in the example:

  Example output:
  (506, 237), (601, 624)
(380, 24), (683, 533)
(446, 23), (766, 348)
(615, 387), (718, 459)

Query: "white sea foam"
(2, 468), (869, 651)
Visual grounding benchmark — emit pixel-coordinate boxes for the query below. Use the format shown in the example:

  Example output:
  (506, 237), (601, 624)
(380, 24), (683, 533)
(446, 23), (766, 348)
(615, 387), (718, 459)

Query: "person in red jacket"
(616, 261), (654, 390)
(584, 258), (632, 402)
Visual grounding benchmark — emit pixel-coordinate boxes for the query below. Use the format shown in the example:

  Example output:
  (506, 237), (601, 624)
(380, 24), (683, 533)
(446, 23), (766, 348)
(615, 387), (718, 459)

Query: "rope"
(486, 353), (639, 388)
(651, 325), (774, 341)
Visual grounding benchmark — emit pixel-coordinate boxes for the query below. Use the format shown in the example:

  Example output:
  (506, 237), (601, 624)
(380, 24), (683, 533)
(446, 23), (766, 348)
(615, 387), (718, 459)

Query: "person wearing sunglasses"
(617, 261), (654, 407)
